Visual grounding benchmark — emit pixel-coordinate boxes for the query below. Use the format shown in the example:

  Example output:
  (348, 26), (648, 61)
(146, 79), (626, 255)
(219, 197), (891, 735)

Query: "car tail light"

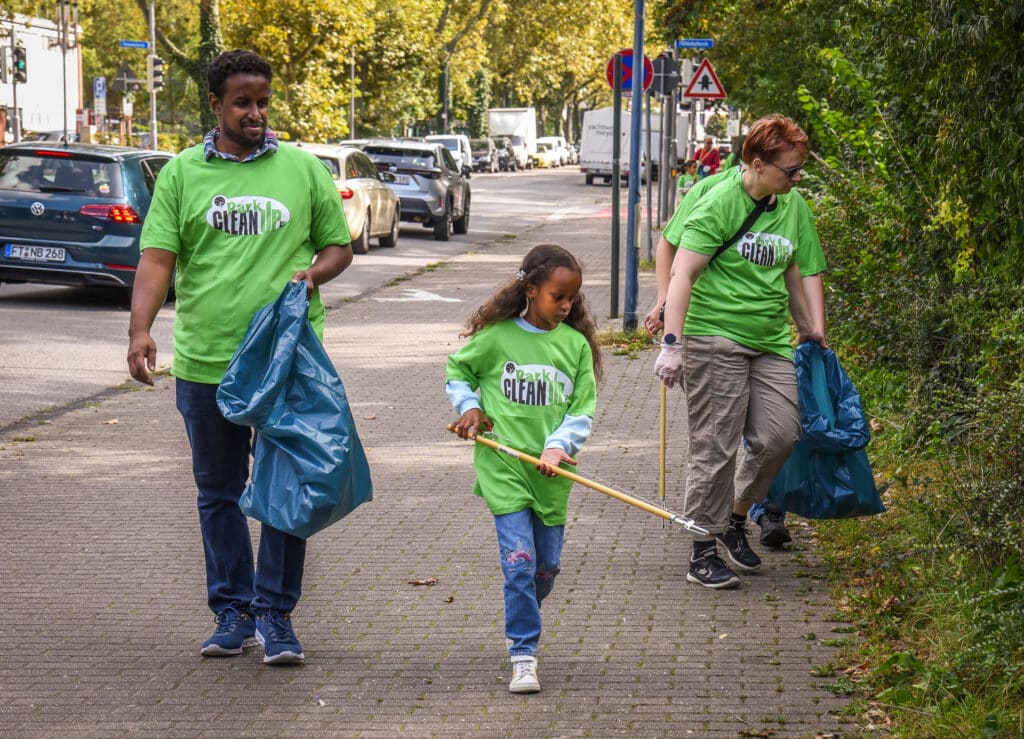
(79, 204), (142, 223)
(338, 187), (355, 200)
(33, 150), (72, 158)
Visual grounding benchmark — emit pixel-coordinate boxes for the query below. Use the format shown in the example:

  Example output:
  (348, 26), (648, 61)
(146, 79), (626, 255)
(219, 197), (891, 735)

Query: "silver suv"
(362, 140), (470, 241)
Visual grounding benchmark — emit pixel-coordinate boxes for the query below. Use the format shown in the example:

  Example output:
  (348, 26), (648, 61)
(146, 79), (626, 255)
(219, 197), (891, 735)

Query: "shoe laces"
(213, 607), (247, 634)
(513, 659), (537, 680)
(260, 610), (295, 642)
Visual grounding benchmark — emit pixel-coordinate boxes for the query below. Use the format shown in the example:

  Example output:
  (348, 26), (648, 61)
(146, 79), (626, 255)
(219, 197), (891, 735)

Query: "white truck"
(1, 13), (82, 142)
(579, 106), (688, 185)
(487, 107), (536, 170)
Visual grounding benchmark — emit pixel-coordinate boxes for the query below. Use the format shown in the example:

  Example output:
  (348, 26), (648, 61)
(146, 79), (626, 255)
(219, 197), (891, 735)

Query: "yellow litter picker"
(447, 425), (708, 536)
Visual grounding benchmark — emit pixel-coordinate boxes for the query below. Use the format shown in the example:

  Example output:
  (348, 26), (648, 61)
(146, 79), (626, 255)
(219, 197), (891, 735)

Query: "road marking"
(372, 289), (462, 303)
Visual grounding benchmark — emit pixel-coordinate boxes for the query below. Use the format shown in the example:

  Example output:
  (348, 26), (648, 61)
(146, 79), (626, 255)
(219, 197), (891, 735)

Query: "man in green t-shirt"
(127, 49), (353, 664)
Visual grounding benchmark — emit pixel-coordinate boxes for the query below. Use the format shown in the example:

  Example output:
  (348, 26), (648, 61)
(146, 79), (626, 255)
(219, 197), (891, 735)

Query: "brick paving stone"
(0, 210), (858, 737)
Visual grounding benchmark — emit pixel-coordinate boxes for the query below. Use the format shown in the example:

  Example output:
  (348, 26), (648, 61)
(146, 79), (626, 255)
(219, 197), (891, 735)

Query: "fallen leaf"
(444, 595), (454, 603)
(407, 577), (438, 586)
(104, 419), (120, 425)
(364, 415), (377, 420)
(718, 633), (728, 639)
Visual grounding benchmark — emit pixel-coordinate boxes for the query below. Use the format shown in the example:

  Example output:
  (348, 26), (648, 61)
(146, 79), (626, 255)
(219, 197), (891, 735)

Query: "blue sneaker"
(200, 607), (256, 657)
(255, 610), (305, 665)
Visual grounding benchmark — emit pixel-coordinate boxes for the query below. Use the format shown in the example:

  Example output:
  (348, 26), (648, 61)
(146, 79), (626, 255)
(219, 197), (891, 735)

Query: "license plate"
(4, 244), (67, 262)
(393, 174), (411, 185)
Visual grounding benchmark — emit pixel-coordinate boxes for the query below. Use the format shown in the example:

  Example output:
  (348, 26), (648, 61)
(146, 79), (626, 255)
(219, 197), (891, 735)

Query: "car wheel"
(379, 207), (399, 248)
(453, 196), (470, 235)
(433, 206), (452, 241)
(352, 211), (371, 254)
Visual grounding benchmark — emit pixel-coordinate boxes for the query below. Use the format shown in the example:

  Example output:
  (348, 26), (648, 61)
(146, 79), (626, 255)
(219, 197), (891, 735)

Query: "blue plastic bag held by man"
(217, 281), (373, 538)
(767, 342), (884, 519)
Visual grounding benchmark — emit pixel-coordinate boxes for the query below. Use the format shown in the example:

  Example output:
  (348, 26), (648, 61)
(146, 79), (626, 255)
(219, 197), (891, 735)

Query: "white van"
(424, 134), (473, 175)
(536, 136), (570, 166)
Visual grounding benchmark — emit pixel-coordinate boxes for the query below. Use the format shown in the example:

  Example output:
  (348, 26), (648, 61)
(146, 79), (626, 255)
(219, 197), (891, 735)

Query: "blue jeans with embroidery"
(176, 379), (306, 616)
(494, 509), (563, 657)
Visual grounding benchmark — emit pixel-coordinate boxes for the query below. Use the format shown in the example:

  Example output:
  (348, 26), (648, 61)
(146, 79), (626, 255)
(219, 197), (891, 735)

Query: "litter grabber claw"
(447, 425), (709, 536)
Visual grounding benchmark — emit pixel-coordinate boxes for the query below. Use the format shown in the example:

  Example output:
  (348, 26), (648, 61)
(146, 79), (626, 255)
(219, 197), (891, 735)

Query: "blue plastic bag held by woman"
(767, 342), (884, 519)
(216, 281), (372, 538)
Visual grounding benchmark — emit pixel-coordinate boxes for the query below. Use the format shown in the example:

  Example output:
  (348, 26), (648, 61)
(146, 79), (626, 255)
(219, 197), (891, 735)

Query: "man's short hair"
(208, 49), (273, 98)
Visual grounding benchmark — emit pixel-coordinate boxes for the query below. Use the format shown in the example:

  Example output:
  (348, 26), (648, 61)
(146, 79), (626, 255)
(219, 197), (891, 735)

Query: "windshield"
(509, 135), (524, 146)
(427, 137), (459, 151)
(0, 151), (124, 197)
(363, 146), (438, 169)
(470, 139), (490, 154)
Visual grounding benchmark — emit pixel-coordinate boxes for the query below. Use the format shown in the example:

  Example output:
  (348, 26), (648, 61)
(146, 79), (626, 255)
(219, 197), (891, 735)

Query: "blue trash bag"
(767, 342), (884, 519)
(216, 281), (372, 538)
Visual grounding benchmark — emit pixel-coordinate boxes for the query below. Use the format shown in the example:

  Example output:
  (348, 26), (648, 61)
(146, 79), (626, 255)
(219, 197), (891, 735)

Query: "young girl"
(447, 244), (602, 694)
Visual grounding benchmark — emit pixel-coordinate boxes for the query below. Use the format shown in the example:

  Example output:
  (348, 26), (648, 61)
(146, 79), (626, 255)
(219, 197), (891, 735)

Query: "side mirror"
(379, 171), (396, 183)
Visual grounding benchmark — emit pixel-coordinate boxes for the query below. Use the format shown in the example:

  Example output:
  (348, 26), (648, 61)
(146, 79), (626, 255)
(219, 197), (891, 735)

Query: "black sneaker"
(758, 510), (792, 548)
(717, 525), (762, 572)
(686, 547), (741, 589)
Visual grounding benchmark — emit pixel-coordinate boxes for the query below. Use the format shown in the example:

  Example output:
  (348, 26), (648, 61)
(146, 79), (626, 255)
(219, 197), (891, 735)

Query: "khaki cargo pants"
(681, 335), (800, 536)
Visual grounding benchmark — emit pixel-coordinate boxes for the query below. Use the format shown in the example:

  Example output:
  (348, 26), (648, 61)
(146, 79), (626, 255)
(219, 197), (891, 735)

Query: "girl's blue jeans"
(494, 509), (564, 657)
(176, 379), (305, 616)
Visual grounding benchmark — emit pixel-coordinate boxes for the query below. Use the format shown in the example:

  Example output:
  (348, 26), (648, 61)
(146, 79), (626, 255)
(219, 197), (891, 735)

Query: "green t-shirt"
(141, 142), (351, 383)
(446, 320), (598, 525)
(661, 167), (825, 358)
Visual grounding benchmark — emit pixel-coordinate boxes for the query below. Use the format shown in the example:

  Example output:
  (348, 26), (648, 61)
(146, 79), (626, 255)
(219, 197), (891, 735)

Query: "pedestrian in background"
(447, 244), (601, 693)
(677, 159), (700, 197)
(695, 135), (722, 177)
(127, 49), (354, 663)
(653, 114), (827, 589)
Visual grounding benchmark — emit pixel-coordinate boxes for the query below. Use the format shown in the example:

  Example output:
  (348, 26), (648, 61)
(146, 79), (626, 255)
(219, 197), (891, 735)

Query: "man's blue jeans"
(494, 509), (563, 657)
(176, 379), (305, 615)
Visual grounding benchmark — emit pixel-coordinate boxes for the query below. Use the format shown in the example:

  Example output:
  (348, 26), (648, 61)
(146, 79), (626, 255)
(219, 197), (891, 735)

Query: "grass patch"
(596, 328), (654, 359)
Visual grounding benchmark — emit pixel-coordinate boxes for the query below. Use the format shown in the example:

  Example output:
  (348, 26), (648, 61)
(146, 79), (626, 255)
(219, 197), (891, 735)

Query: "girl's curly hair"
(461, 244), (602, 381)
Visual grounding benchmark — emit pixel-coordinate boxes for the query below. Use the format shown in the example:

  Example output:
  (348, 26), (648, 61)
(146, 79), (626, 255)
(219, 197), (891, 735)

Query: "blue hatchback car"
(0, 142), (173, 294)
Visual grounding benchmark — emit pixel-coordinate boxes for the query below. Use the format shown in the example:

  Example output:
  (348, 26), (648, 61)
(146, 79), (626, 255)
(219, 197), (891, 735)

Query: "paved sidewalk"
(0, 209), (854, 737)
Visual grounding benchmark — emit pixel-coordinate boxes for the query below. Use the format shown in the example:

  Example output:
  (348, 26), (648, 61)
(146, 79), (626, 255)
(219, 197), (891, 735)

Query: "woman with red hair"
(652, 114), (827, 589)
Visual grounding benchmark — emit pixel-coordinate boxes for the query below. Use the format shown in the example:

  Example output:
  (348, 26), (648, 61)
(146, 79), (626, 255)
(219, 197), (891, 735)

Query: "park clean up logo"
(735, 231), (794, 267)
(207, 195), (290, 236)
(501, 362), (573, 407)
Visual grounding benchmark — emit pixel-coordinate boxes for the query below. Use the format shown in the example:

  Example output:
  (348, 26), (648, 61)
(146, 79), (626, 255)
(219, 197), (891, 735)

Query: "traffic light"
(147, 54), (164, 92)
(13, 45), (27, 84)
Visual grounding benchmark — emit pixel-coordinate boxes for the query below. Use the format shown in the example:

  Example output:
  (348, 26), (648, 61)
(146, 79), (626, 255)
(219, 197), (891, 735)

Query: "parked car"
(362, 140), (470, 242)
(530, 142), (560, 169)
(491, 136), (517, 172)
(0, 142), (173, 295)
(424, 134), (473, 176)
(536, 136), (570, 166)
(295, 142), (400, 254)
(469, 137), (498, 173)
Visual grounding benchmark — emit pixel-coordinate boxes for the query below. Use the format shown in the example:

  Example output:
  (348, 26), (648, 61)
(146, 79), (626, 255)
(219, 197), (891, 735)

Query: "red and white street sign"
(606, 48), (653, 95)
(683, 58), (727, 99)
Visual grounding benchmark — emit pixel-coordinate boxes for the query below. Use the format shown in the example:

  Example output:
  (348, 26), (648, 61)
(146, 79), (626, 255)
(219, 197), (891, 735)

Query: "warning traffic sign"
(683, 58), (727, 99)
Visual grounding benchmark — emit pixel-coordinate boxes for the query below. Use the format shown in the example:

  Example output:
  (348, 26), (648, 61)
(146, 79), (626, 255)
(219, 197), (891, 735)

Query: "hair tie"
(514, 269), (526, 282)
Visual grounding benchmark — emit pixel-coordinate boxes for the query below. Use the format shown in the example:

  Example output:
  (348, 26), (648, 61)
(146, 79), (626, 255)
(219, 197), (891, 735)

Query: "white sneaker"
(509, 656), (541, 693)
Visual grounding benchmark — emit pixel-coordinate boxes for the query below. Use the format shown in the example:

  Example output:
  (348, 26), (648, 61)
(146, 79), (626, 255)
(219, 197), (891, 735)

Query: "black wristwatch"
(663, 333), (677, 345)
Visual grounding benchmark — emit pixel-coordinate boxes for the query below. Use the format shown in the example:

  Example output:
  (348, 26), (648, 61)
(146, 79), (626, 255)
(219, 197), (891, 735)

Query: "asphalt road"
(0, 166), (613, 431)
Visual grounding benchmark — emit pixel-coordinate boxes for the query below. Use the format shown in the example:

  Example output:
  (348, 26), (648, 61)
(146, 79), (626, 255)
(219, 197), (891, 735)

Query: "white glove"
(654, 343), (684, 389)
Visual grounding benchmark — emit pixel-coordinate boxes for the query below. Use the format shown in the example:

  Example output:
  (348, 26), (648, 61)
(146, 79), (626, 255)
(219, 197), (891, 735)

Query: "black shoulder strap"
(709, 195), (772, 263)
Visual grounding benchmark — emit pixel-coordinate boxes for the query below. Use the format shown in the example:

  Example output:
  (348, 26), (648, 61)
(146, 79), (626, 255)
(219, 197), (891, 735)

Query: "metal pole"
(10, 30), (19, 143)
(349, 49), (355, 137)
(58, 1), (69, 144)
(624, 0), (645, 331)
(149, 0), (157, 150)
(644, 89), (653, 261)
(610, 54), (622, 320)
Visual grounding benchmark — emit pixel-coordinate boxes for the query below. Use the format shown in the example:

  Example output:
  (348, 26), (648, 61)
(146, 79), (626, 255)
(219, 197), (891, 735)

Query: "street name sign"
(119, 40), (149, 49)
(676, 38), (714, 49)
